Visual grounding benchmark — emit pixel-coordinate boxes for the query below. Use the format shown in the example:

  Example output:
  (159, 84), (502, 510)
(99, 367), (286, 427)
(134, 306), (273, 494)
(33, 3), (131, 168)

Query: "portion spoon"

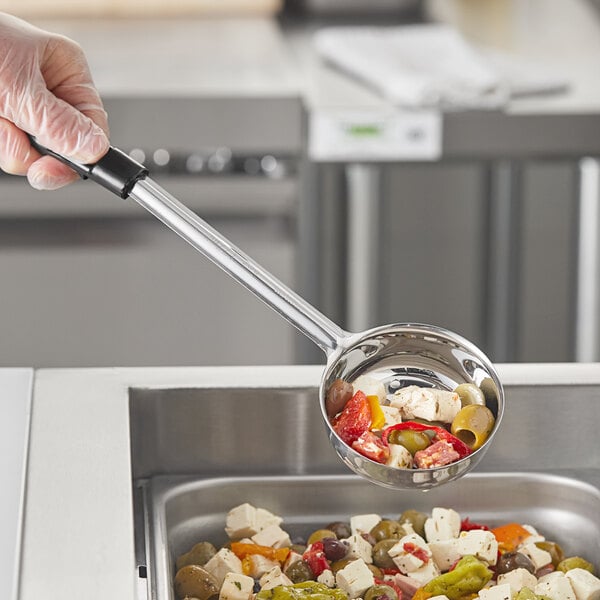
(28, 138), (504, 490)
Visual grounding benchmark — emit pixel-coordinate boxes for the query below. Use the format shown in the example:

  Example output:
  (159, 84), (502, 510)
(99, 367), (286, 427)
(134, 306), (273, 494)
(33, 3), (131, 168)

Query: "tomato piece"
(332, 390), (371, 445)
(351, 430), (390, 463)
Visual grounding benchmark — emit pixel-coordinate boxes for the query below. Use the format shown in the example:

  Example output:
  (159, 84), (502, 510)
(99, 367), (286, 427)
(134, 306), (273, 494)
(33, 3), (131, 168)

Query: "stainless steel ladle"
(29, 139), (504, 490)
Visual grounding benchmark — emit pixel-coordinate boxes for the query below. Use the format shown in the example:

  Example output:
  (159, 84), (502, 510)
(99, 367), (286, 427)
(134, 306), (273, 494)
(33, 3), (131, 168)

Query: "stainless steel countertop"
(0, 369), (33, 600)
(17, 363), (600, 598)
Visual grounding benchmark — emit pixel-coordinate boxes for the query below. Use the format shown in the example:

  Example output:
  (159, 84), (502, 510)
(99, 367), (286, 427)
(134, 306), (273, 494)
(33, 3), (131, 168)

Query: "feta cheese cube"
(429, 596), (451, 600)
(457, 530), (498, 565)
(343, 533), (374, 564)
(259, 566), (293, 591)
(520, 542), (553, 570)
(478, 583), (512, 600)
(381, 405), (403, 428)
(335, 558), (375, 598)
(424, 508), (461, 542)
(225, 503), (260, 539)
(283, 550), (303, 571)
(520, 524), (545, 545)
(220, 572), (255, 600)
(390, 386), (461, 424)
(387, 444), (413, 469)
(536, 572), (577, 600)
(243, 555), (279, 579)
(351, 514), (382, 536)
(428, 539), (461, 571)
(353, 375), (387, 403)
(565, 568), (600, 600)
(389, 533), (431, 574)
(204, 548), (244, 587)
(497, 568), (538, 594)
(408, 561), (441, 587)
(251, 524), (291, 548)
(318, 569), (336, 588)
(256, 508), (283, 531)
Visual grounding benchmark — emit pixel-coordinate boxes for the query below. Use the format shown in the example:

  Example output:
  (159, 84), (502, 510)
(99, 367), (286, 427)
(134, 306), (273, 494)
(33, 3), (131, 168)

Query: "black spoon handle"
(27, 135), (148, 199)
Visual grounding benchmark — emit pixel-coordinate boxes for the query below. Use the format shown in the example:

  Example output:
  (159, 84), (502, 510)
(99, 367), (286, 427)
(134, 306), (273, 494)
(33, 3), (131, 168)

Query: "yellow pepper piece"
(367, 395), (386, 430)
(232, 542), (290, 563)
(412, 589), (432, 600)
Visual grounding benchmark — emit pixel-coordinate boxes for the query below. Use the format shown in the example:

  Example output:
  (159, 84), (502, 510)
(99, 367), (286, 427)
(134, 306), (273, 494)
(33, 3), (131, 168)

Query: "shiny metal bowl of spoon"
(28, 138), (504, 490)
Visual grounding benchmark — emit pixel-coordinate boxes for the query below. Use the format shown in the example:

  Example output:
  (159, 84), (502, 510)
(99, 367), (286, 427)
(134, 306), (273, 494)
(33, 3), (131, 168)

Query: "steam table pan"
(145, 472), (600, 600)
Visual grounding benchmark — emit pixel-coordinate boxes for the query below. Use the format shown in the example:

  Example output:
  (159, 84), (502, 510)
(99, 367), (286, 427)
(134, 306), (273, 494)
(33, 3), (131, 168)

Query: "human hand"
(0, 13), (109, 190)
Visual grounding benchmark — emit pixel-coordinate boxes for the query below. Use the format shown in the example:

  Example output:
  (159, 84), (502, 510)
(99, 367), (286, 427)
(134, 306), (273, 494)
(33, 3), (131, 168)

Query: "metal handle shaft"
(30, 137), (348, 355)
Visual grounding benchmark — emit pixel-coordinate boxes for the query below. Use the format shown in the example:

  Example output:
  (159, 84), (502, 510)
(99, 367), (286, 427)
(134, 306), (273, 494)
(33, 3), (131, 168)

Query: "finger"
(0, 116), (39, 175)
(27, 155), (79, 190)
(26, 88), (109, 163)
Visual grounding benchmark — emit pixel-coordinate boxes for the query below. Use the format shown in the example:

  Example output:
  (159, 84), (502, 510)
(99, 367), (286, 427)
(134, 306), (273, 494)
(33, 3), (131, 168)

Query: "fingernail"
(28, 169), (74, 191)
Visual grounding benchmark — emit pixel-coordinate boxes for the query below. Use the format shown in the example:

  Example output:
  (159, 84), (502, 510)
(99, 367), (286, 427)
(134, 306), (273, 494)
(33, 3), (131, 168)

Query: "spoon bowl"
(319, 322), (503, 489)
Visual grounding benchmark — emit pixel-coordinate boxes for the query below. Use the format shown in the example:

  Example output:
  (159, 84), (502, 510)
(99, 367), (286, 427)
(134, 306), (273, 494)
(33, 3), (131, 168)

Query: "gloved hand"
(0, 13), (109, 190)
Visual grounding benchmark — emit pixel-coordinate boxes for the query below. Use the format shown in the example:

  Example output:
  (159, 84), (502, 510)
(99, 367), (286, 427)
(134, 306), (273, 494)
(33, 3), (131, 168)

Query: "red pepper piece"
(380, 568), (401, 576)
(460, 517), (490, 532)
(332, 390), (372, 445)
(383, 421), (472, 460)
(403, 542), (430, 564)
(352, 430), (390, 463)
(302, 541), (330, 577)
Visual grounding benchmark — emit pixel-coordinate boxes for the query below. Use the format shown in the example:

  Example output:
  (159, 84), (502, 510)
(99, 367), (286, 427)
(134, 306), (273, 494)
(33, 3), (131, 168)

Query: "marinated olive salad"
(325, 376), (496, 469)
(173, 503), (598, 600)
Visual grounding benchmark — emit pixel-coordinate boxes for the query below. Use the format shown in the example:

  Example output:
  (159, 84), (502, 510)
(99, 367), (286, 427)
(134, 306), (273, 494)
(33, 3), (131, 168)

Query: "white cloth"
(314, 24), (568, 109)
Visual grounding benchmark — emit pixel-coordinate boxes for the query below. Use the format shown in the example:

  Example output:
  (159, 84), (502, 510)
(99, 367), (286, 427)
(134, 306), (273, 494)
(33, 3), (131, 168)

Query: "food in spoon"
(173, 503), (599, 600)
(327, 377), (496, 469)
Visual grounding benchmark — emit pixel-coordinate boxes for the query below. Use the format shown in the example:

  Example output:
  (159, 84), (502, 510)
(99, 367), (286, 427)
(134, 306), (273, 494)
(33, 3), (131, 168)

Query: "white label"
(309, 109), (442, 161)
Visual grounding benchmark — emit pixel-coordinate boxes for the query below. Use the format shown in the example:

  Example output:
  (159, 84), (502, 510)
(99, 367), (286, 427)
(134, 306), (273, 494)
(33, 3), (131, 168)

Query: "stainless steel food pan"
(146, 472), (600, 600)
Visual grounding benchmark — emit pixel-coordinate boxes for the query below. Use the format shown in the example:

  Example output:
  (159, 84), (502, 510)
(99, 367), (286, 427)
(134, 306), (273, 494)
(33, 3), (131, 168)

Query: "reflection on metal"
(346, 164), (381, 331)
(486, 161), (522, 362)
(575, 158), (600, 362)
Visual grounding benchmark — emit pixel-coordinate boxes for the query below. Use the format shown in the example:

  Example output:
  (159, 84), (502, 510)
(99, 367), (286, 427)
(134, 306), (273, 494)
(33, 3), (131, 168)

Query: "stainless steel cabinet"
(315, 160), (580, 363)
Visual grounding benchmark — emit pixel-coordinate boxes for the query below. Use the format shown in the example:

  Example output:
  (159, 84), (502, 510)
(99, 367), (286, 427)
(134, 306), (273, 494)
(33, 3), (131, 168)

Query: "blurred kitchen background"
(1, 0), (600, 367)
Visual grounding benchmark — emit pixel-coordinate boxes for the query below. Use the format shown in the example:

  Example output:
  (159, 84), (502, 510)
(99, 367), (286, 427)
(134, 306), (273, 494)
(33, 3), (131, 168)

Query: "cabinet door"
(0, 179), (300, 367)
(516, 162), (576, 362)
(379, 163), (486, 347)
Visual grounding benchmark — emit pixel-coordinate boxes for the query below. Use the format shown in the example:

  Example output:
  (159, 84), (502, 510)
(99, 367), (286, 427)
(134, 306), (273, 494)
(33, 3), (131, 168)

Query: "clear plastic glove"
(0, 13), (109, 190)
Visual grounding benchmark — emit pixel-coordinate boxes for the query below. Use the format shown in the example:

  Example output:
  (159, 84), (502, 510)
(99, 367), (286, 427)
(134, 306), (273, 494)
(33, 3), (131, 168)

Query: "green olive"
(307, 529), (337, 545)
(174, 565), (219, 600)
(398, 509), (428, 537)
(451, 404), (495, 450)
(325, 522), (352, 539)
(556, 557), (595, 574)
(372, 539), (398, 569)
(330, 559), (352, 574)
(285, 560), (315, 582)
(364, 584), (399, 600)
(536, 541), (565, 567)
(291, 543), (307, 554)
(176, 542), (218, 571)
(366, 564), (383, 578)
(454, 383), (486, 407)
(387, 429), (431, 455)
(370, 520), (406, 542)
